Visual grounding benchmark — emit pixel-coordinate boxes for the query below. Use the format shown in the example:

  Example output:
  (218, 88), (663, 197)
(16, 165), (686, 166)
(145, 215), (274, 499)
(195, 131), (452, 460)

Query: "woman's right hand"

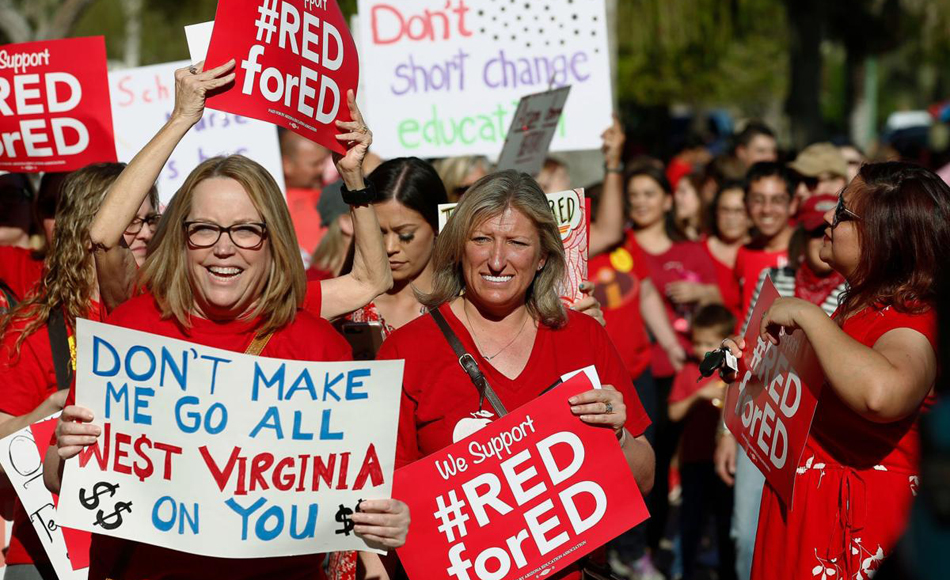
(714, 432), (737, 486)
(720, 335), (746, 382)
(601, 114), (625, 170)
(54, 405), (101, 460)
(171, 59), (236, 127)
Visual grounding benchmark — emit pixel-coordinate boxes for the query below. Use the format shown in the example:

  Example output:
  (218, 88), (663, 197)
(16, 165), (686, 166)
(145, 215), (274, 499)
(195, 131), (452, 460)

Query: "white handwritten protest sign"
(0, 414), (89, 579)
(356, 0), (612, 158)
(58, 320), (403, 558)
(438, 189), (588, 302)
(108, 61), (285, 205)
(496, 86), (570, 176)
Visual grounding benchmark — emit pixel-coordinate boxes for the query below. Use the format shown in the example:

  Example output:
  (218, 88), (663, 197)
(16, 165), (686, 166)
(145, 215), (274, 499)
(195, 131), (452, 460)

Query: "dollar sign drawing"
(133, 434), (154, 482)
(79, 481), (120, 510)
(335, 504), (355, 536)
(94, 501), (132, 531)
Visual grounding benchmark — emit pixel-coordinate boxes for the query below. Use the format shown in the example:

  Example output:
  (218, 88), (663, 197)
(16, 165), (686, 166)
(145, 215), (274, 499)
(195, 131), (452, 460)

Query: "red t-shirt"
(640, 240), (717, 378)
(0, 301), (104, 566)
(286, 187), (327, 256)
(589, 231), (653, 379)
(0, 246), (43, 306)
(734, 245), (788, 327)
(378, 304), (650, 580)
(669, 362), (723, 464)
(66, 293), (350, 580)
(302, 279), (323, 318)
(703, 239), (742, 321)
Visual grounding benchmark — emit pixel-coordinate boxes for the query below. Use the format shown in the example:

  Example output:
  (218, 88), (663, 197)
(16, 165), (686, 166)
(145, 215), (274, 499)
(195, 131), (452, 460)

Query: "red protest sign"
(0, 37), (116, 173)
(722, 277), (825, 508)
(204, 0), (358, 154)
(393, 373), (649, 580)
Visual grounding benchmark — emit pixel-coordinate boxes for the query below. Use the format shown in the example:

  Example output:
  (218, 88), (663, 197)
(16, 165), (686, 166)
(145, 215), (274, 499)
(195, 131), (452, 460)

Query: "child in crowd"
(669, 304), (738, 580)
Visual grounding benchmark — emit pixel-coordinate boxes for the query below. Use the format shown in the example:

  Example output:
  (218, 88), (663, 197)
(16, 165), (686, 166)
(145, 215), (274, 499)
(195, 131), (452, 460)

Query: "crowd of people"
(0, 57), (946, 580)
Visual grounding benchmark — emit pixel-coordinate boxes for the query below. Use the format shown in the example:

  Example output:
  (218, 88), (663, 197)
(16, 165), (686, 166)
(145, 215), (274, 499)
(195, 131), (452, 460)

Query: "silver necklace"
(463, 302), (530, 361)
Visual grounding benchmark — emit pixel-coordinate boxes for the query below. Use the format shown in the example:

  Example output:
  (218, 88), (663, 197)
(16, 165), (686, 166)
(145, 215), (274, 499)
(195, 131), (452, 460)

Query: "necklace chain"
(463, 302), (530, 361)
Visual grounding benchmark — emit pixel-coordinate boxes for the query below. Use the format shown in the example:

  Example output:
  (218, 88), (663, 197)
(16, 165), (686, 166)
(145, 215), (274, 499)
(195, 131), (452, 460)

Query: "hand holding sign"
(332, 89), (372, 186)
(758, 297), (814, 346)
(53, 405), (100, 463)
(171, 59), (237, 127)
(351, 497), (410, 550)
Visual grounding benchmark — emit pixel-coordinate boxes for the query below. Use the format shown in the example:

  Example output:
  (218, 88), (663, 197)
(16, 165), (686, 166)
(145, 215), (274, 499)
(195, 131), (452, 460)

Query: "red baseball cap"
(798, 194), (838, 231)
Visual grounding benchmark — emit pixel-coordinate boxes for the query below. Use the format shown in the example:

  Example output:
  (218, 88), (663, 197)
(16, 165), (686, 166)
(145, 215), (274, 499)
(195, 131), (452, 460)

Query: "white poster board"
(496, 86), (571, 175)
(108, 61), (286, 204)
(0, 414), (88, 580)
(356, 0), (612, 158)
(58, 320), (403, 558)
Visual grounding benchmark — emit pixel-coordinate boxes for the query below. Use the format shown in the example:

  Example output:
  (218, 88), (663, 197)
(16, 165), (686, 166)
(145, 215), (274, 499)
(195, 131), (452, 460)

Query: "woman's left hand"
(759, 297), (815, 345)
(572, 281), (605, 326)
(569, 385), (626, 435)
(351, 498), (410, 550)
(333, 89), (373, 186)
(666, 280), (704, 304)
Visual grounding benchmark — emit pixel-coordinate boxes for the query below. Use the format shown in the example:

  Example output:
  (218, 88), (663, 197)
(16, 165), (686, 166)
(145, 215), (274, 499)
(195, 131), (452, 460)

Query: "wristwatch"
(604, 162), (625, 174)
(340, 181), (378, 205)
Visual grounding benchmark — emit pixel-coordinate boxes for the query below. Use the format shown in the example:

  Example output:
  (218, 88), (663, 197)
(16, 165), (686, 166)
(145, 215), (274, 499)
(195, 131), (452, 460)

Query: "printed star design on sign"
(468, 0), (604, 54)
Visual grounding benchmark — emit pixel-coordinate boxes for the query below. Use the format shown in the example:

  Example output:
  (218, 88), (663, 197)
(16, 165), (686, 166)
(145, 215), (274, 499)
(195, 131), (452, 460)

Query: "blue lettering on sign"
(125, 345), (156, 382)
(252, 362), (286, 401)
(105, 381), (129, 420)
(292, 411), (313, 441)
(320, 409), (342, 440)
(225, 498), (318, 541)
(133, 387), (155, 425)
(345, 368), (370, 400)
(175, 397), (228, 434)
(199, 354), (231, 395)
(152, 496), (199, 535)
(175, 396), (201, 433)
(93, 336), (120, 377)
(160, 346), (188, 391)
(285, 368), (317, 400)
(323, 372), (343, 402)
(250, 406), (284, 439)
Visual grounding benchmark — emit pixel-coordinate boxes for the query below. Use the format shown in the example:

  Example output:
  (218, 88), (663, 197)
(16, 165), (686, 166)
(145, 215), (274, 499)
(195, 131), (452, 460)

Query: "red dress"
(750, 305), (938, 580)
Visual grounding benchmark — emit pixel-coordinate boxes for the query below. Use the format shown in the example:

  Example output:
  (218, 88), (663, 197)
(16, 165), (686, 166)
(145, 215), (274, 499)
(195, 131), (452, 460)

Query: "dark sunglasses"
(832, 193), (861, 228)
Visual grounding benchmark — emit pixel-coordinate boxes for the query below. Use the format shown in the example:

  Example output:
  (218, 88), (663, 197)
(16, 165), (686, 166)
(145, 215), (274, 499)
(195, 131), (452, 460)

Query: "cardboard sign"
(109, 61), (285, 205)
(58, 320), (403, 558)
(0, 37), (116, 173)
(496, 87), (571, 176)
(204, 0), (359, 155)
(394, 372), (648, 580)
(438, 189), (588, 303)
(356, 0), (612, 159)
(722, 277), (824, 508)
(0, 414), (90, 579)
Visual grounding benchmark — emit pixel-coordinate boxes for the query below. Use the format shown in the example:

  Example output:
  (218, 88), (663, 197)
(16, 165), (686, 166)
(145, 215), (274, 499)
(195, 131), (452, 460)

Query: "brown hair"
(421, 170), (568, 328)
(836, 162), (950, 321)
(138, 156), (306, 334)
(1, 164), (128, 353)
(691, 303), (737, 339)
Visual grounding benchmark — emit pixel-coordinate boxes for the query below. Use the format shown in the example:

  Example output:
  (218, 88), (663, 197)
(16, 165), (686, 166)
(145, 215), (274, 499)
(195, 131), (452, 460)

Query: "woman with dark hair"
(344, 157), (448, 335)
(703, 181), (751, 319)
(722, 162), (946, 580)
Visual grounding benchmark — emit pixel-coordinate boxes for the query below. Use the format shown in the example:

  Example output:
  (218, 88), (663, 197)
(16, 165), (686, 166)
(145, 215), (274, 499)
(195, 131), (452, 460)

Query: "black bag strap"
(430, 309), (508, 417)
(0, 280), (17, 313)
(46, 308), (73, 391)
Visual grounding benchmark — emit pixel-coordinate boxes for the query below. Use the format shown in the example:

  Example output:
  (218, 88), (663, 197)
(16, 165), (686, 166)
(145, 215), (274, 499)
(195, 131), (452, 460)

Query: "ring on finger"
(604, 402), (613, 414)
(357, 124), (368, 134)
(188, 65), (198, 75)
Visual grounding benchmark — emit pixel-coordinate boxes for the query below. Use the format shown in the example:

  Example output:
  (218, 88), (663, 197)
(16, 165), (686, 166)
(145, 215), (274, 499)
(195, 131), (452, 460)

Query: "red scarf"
(794, 261), (845, 306)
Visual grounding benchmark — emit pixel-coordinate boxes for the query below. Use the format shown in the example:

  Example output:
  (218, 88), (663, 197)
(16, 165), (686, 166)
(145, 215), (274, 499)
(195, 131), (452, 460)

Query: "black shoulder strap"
(429, 309), (508, 417)
(0, 281), (17, 313)
(46, 308), (73, 391)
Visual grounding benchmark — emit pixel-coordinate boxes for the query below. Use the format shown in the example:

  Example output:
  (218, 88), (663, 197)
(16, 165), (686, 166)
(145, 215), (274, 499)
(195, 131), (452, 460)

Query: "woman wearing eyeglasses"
(722, 162), (948, 580)
(42, 61), (409, 580)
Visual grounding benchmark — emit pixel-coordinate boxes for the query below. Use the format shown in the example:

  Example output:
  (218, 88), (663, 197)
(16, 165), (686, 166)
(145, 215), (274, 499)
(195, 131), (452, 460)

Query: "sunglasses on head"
(832, 193), (861, 228)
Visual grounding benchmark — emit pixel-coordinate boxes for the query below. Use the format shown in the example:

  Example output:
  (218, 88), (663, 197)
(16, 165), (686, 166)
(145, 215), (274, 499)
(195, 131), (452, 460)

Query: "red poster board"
(0, 37), (116, 172)
(393, 373), (649, 580)
(722, 277), (825, 508)
(204, 0), (359, 154)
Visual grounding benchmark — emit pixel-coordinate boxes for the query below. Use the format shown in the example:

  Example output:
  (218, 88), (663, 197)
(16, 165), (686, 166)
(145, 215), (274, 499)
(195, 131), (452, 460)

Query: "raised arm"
(88, 60), (236, 251)
(589, 116), (627, 256)
(320, 91), (392, 319)
(640, 278), (687, 371)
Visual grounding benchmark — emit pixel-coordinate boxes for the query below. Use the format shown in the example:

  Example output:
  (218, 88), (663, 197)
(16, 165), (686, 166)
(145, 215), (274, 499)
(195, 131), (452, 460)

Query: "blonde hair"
(434, 155), (490, 202)
(310, 219), (348, 276)
(138, 156), (306, 335)
(421, 170), (568, 328)
(1, 164), (128, 353)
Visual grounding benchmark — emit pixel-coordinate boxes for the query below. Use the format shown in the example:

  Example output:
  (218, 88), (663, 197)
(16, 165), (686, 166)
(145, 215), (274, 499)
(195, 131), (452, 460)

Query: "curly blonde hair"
(1, 164), (131, 353)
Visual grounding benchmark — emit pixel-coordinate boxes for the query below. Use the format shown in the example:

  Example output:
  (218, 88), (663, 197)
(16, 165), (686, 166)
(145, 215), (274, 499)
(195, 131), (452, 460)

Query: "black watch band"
(340, 180), (378, 205)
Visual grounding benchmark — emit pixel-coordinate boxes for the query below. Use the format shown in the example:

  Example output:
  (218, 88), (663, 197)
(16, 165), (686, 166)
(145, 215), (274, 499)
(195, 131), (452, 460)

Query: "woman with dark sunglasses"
(722, 162), (948, 580)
